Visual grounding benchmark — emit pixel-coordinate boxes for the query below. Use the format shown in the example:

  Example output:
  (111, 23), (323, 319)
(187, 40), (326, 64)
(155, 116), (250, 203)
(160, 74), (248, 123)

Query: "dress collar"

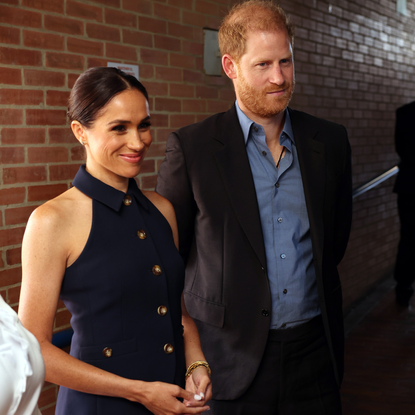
(72, 165), (149, 212)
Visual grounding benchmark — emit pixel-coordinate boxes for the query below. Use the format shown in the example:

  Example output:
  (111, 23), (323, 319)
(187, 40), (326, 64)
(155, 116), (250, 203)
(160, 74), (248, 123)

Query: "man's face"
(234, 29), (295, 119)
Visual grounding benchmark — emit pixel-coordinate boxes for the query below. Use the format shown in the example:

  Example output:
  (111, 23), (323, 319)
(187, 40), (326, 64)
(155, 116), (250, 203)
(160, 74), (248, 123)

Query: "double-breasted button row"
(157, 305), (167, 316)
(164, 343), (174, 354)
(102, 347), (112, 357)
(152, 265), (162, 275)
(137, 229), (147, 239)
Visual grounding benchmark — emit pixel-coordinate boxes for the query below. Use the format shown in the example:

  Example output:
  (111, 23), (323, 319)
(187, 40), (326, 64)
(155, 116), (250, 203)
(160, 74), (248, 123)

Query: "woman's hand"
(135, 381), (210, 415)
(183, 366), (212, 413)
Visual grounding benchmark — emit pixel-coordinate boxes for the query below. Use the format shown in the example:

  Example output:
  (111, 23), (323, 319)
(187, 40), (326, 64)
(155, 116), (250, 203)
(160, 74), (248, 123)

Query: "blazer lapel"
(289, 108), (325, 267)
(213, 105), (267, 269)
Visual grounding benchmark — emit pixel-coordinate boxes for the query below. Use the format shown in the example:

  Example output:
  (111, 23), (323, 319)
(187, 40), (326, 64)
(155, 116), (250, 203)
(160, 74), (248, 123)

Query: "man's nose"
(269, 66), (285, 85)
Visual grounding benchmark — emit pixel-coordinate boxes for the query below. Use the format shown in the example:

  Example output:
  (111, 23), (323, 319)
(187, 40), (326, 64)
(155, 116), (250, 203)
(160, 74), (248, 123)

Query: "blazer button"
(157, 305), (167, 316)
(102, 347), (112, 358)
(164, 343), (174, 354)
(137, 229), (147, 239)
(123, 195), (132, 206)
(261, 309), (269, 317)
(152, 265), (162, 275)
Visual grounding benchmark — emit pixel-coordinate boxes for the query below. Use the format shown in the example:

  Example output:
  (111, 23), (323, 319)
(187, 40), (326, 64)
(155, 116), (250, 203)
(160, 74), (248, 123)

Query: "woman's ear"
(71, 121), (87, 146)
(222, 54), (238, 79)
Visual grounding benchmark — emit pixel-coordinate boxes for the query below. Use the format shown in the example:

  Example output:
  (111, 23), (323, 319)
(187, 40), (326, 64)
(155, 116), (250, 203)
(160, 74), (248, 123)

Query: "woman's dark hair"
(68, 67), (149, 128)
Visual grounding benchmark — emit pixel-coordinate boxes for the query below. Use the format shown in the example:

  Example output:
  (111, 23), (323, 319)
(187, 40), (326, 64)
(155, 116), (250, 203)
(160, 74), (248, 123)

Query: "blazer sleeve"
(333, 126), (353, 265)
(155, 132), (196, 264)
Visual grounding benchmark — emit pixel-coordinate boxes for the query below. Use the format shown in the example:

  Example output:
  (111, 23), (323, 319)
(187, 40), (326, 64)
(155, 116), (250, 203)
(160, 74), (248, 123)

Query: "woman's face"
(72, 88), (151, 191)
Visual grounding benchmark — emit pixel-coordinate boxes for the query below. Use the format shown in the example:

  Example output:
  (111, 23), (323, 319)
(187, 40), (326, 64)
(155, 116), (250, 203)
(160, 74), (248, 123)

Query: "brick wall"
(0, 0), (414, 412)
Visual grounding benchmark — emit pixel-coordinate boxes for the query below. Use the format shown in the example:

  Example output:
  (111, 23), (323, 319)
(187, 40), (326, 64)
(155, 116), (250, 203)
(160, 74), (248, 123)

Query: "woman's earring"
(81, 141), (85, 145)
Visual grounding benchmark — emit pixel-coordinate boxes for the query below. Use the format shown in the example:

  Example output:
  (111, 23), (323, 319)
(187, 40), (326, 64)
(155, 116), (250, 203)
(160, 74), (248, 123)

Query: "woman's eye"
(112, 125), (126, 132)
(138, 122), (151, 130)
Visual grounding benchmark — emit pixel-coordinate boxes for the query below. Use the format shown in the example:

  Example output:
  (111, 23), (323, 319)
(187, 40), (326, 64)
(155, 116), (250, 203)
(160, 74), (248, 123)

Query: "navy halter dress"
(56, 165), (186, 415)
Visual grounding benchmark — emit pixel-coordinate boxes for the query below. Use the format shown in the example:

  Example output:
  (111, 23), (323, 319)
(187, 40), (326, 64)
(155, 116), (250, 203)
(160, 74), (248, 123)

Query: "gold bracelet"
(185, 360), (211, 380)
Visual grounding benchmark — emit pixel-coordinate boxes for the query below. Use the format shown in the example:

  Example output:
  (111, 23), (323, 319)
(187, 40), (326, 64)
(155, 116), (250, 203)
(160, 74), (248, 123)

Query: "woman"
(18, 67), (211, 415)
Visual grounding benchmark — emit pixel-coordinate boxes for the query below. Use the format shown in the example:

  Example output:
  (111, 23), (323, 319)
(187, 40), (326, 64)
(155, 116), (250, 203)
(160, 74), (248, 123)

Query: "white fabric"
(0, 295), (45, 415)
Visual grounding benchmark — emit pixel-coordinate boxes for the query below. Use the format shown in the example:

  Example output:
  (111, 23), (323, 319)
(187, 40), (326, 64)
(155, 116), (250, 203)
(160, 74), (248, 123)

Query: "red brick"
(46, 52), (84, 70)
(170, 114), (195, 128)
(182, 99), (206, 112)
(67, 37), (103, 56)
(71, 145), (85, 161)
(195, 0), (217, 15)
(0, 89), (43, 105)
(55, 308), (71, 328)
(139, 159), (155, 174)
(37, 385), (57, 410)
(155, 66), (182, 82)
(170, 83), (194, 98)
(220, 89), (235, 101)
(49, 164), (81, 181)
(0, 5), (41, 28)
(0, 0), (18, 5)
(28, 184), (67, 202)
(28, 147), (69, 163)
(205, 16), (221, 30)
(170, 53), (195, 69)
(0, 267), (22, 286)
(168, 0), (192, 9)
(6, 247), (21, 266)
(168, 22), (194, 40)
(145, 81), (168, 96)
(141, 174), (157, 190)
(1, 128), (45, 145)
(0, 67), (21, 85)
(0, 228), (25, 248)
(22, 0), (63, 13)
(0, 47), (42, 66)
(183, 69), (204, 84)
(0, 109), (23, 125)
(5, 206), (38, 226)
(207, 100), (231, 113)
(106, 43), (137, 61)
(139, 16), (167, 34)
(183, 10), (205, 27)
(150, 113), (169, 127)
(24, 69), (65, 87)
(86, 23), (120, 41)
(140, 48), (168, 65)
(3, 166), (47, 185)
(40, 404), (56, 415)
(154, 3), (180, 22)
(7, 285), (21, 305)
(0, 187), (25, 205)
(105, 8), (137, 28)
(123, 0), (152, 15)
(196, 85), (218, 99)
(46, 90), (70, 107)
(49, 128), (76, 144)
(155, 97), (181, 112)
(45, 15), (84, 35)
(86, 58), (109, 70)
(67, 0), (103, 22)
(138, 64), (154, 80)
(0, 256), (4, 269)
(26, 109), (67, 126)
(0, 147), (24, 165)
(207, 76), (228, 87)
(154, 35), (181, 52)
(183, 40), (203, 56)
(122, 29), (152, 47)
(0, 26), (20, 45)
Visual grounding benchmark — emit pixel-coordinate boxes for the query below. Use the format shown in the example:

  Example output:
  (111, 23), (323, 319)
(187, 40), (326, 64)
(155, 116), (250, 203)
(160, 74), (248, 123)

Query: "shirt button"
(102, 347), (112, 358)
(280, 254), (286, 259)
(261, 309), (269, 317)
(275, 183), (280, 188)
(123, 195), (132, 206)
(277, 217), (282, 223)
(157, 305), (167, 316)
(152, 265), (162, 275)
(283, 289), (287, 294)
(164, 344), (174, 354)
(253, 126), (258, 132)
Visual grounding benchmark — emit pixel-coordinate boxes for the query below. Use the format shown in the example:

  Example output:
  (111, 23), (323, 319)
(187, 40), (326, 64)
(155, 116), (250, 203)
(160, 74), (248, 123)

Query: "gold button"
(164, 343), (174, 354)
(137, 229), (147, 239)
(123, 195), (132, 206)
(158, 305), (167, 316)
(152, 265), (162, 276)
(102, 347), (112, 358)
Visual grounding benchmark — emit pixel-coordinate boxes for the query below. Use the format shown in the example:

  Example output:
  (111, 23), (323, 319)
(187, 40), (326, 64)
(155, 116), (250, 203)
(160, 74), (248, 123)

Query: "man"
(156, 1), (352, 413)
(393, 100), (415, 307)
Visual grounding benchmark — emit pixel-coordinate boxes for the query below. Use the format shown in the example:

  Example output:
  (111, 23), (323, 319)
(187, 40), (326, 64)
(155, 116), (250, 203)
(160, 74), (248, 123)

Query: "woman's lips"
(120, 153), (142, 163)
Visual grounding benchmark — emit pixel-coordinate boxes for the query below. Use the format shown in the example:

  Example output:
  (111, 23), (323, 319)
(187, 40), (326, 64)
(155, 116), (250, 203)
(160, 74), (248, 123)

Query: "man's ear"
(222, 54), (238, 79)
(71, 121), (87, 145)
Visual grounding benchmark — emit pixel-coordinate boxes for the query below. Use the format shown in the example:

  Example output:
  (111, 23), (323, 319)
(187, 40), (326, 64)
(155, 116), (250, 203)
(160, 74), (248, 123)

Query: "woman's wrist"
(185, 360), (211, 380)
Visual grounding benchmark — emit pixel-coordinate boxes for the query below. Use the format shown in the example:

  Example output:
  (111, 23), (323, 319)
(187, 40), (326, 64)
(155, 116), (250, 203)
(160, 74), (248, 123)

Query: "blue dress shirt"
(235, 101), (321, 329)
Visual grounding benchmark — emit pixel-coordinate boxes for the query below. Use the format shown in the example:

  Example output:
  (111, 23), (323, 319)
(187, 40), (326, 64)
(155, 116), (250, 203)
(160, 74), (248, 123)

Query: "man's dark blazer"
(156, 104), (352, 400)
(393, 101), (415, 194)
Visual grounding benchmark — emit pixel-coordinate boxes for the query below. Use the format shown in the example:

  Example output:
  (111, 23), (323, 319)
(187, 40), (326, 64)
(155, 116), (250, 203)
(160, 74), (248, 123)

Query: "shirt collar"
(235, 100), (294, 146)
(72, 165), (149, 212)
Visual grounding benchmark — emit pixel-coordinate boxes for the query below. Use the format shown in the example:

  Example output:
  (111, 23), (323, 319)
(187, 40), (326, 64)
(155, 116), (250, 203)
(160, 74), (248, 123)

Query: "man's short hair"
(218, 0), (295, 62)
